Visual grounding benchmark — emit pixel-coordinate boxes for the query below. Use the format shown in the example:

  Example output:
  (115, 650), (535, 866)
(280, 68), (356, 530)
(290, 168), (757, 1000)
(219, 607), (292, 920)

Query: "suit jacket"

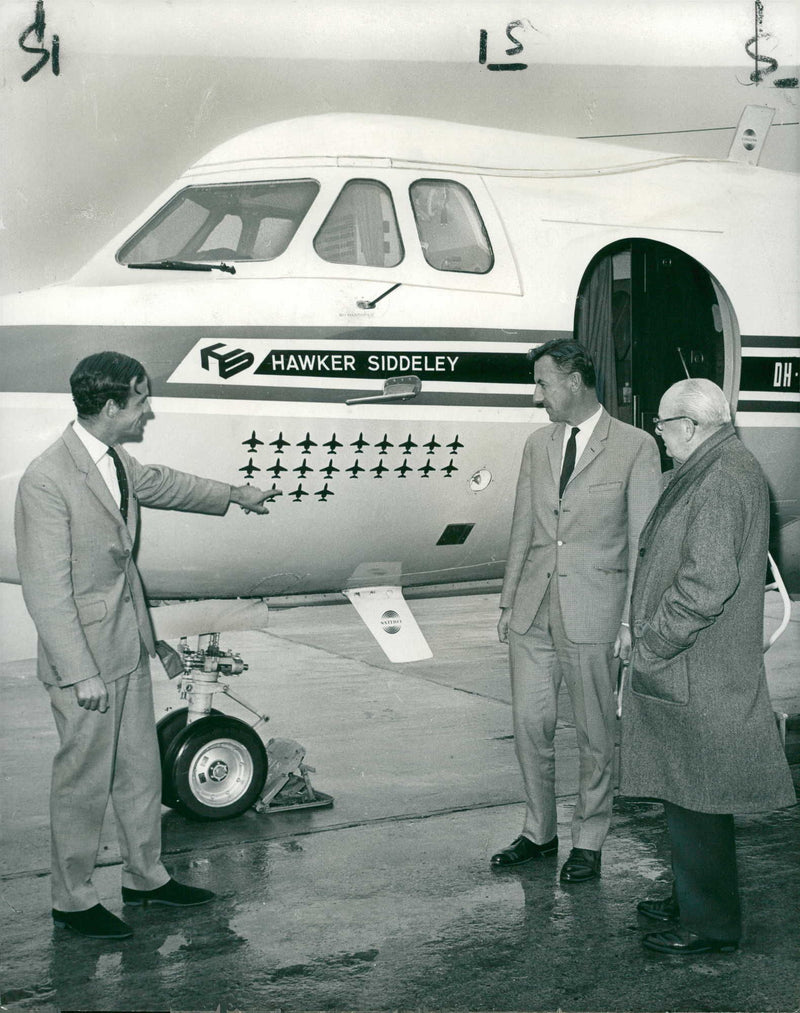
(500, 409), (662, 642)
(620, 424), (794, 813)
(14, 423), (232, 687)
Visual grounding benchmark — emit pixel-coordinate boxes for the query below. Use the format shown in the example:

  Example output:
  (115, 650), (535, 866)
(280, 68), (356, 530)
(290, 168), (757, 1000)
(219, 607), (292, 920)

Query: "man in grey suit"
(492, 339), (661, 882)
(15, 351), (282, 940)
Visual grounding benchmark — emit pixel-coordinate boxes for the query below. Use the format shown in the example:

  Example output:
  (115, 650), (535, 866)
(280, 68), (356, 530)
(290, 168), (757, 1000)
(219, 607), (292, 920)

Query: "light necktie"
(107, 447), (129, 523)
(559, 427), (580, 498)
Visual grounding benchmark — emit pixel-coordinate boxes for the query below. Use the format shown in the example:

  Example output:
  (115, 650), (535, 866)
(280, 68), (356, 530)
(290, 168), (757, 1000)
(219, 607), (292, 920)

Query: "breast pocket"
(589, 481), (623, 493)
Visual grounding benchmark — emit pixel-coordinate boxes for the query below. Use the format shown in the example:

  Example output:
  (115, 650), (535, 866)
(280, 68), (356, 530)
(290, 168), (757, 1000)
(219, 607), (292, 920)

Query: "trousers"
(508, 580), (618, 849)
(46, 646), (169, 911)
(664, 801), (741, 940)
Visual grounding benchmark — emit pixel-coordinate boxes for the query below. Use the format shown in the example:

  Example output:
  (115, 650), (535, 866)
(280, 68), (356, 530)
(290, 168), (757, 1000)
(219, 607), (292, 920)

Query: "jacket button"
(123, 595), (131, 602)
(639, 548), (646, 556)
(546, 572), (551, 579)
(553, 509), (559, 516)
(557, 539), (564, 546)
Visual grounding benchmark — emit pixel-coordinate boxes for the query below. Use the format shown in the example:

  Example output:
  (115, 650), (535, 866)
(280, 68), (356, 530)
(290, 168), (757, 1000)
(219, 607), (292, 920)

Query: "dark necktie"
(107, 447), (129, 523)
(559, 427), (580, 498)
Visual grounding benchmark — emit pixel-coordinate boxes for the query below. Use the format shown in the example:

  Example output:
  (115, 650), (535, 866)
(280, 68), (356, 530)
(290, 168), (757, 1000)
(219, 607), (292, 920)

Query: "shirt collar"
(568, 404), (603, 438)
(73, 420), (111, 466)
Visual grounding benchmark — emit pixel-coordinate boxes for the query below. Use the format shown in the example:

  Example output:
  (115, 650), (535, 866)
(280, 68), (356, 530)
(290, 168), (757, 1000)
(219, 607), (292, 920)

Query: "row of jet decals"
(242, 431), (465, 455)
(240, 456), (461, 480)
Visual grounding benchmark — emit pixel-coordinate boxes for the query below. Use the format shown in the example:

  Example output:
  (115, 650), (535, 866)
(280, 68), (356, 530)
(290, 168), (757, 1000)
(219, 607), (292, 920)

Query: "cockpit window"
(410, 180), (493, 274)
(117, 180), (320, 265)
(313, 179), (403, 268)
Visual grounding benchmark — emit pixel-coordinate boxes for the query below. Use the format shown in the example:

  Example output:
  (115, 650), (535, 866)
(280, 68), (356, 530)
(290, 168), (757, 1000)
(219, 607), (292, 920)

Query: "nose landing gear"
(155, 634), (330, 820)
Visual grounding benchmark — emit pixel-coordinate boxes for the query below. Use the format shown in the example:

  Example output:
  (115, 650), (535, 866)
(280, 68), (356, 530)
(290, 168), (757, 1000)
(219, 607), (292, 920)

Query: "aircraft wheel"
(156, 707), (222, 808)
(164, 715), (267, 820)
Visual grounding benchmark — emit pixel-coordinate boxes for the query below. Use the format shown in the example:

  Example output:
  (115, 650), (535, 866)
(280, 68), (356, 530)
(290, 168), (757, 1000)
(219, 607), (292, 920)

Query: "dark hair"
(70, 351), (147, 417)
(527, 339), (596, 389)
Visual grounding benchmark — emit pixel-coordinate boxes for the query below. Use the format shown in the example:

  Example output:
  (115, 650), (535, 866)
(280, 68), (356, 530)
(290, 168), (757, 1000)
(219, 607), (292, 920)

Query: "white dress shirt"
(560, 404), (604, 472)
(73, 421), (122, 508)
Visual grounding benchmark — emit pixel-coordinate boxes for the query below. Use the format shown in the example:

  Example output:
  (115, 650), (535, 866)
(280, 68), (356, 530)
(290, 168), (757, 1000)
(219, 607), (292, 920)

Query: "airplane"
(239, 458), (260, 479)
(395, 461), (413, 478)
(320, 461), (340, 479)
(323, 433), (343, 453)
(423, 435), (441, 454)
(418, 460), (436, 478)
(242, 430), (264, 452)
(293, 460), (313, 478)
(315, 483), (335, 502)
(297, 432), (318, 454)
(399, 434), (418, 453)
(442, 460), (459, 478)
(266, 459), (288, 479)
(1, 110), (797, 821)
(269, 432), (290, 453)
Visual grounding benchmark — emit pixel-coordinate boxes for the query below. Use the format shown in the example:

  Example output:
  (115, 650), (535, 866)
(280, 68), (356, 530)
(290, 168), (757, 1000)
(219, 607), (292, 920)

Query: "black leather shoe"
(643, 929), (738, 955)
(490, 835), (558, 867)
(637, 895), (680, 922)
(52, 904), (133, 939)
(559, 847), (601, 882)
(122, 878), (215, 907)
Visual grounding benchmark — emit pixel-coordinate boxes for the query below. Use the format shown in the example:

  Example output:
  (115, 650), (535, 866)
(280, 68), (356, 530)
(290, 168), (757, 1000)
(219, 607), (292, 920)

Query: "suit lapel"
(547, 425), (564, 491)
(569, 409), (610, 485)
(62, 424), (133, 534)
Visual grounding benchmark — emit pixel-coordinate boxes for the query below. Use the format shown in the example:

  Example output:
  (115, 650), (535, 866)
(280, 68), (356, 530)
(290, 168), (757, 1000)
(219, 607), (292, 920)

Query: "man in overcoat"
(492, 339), (662, 882)
(15, 351), (282, 940)
(620, 378), (795, 954)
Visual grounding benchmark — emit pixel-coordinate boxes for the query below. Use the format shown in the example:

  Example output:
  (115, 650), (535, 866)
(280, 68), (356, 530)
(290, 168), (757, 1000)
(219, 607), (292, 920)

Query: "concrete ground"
(1, 593), (798, 1013)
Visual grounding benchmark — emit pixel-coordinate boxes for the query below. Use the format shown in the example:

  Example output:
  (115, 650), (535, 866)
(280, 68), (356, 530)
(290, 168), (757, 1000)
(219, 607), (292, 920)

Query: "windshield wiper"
(127, 260), (236, 275)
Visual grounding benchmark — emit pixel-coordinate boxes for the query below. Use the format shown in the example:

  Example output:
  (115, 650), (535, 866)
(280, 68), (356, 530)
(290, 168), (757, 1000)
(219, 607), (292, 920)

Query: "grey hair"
(663, 378), (731, 427)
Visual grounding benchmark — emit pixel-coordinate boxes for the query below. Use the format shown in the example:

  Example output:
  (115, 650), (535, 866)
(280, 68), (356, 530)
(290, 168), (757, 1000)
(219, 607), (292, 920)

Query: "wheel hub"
(188, 737), (255, 807)
(208, 760), (229, 782)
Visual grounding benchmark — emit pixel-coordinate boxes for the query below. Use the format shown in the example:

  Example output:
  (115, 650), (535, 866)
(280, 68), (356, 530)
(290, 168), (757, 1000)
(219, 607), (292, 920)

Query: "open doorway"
(574, 239), (735, 465)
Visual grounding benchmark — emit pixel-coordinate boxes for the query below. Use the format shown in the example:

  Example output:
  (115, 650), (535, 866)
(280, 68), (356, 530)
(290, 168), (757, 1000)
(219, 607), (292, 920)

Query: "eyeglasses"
(653, 415), (697, 433)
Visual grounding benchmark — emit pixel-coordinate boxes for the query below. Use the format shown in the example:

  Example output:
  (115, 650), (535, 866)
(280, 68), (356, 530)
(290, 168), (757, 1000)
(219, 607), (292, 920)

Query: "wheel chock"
(254, 738), (333, 814)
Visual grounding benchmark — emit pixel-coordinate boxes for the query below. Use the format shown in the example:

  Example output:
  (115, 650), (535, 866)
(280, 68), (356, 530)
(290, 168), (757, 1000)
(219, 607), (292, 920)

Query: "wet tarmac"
(1, 593), (798, 1012)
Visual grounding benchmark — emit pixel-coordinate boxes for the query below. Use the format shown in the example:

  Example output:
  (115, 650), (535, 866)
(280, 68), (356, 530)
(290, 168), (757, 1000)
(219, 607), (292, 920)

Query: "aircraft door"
(630, 242), (724, 435)
(576, 240), (729, 469)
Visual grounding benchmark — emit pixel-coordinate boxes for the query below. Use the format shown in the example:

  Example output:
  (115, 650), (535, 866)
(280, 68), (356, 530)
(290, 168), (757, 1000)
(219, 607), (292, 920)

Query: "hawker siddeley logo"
(191, 340), (541, 386)
(200, 342), (254, 379)
(198, 341), (461, 381)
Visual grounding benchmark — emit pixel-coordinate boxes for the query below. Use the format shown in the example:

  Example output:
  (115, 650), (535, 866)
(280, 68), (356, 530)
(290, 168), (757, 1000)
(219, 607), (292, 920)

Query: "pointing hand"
(231, 484), (283, 515)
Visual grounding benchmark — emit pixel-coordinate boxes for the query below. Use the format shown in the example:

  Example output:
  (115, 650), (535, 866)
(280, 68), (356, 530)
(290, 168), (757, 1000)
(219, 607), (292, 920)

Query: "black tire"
(164, 715), (268, 820)
(156, 707), (222, 808)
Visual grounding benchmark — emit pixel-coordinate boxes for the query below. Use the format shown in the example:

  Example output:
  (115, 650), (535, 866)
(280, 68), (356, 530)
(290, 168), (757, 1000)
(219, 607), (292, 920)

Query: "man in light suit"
(15, 351), (282, 940)
(492, 339), (661, 882)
